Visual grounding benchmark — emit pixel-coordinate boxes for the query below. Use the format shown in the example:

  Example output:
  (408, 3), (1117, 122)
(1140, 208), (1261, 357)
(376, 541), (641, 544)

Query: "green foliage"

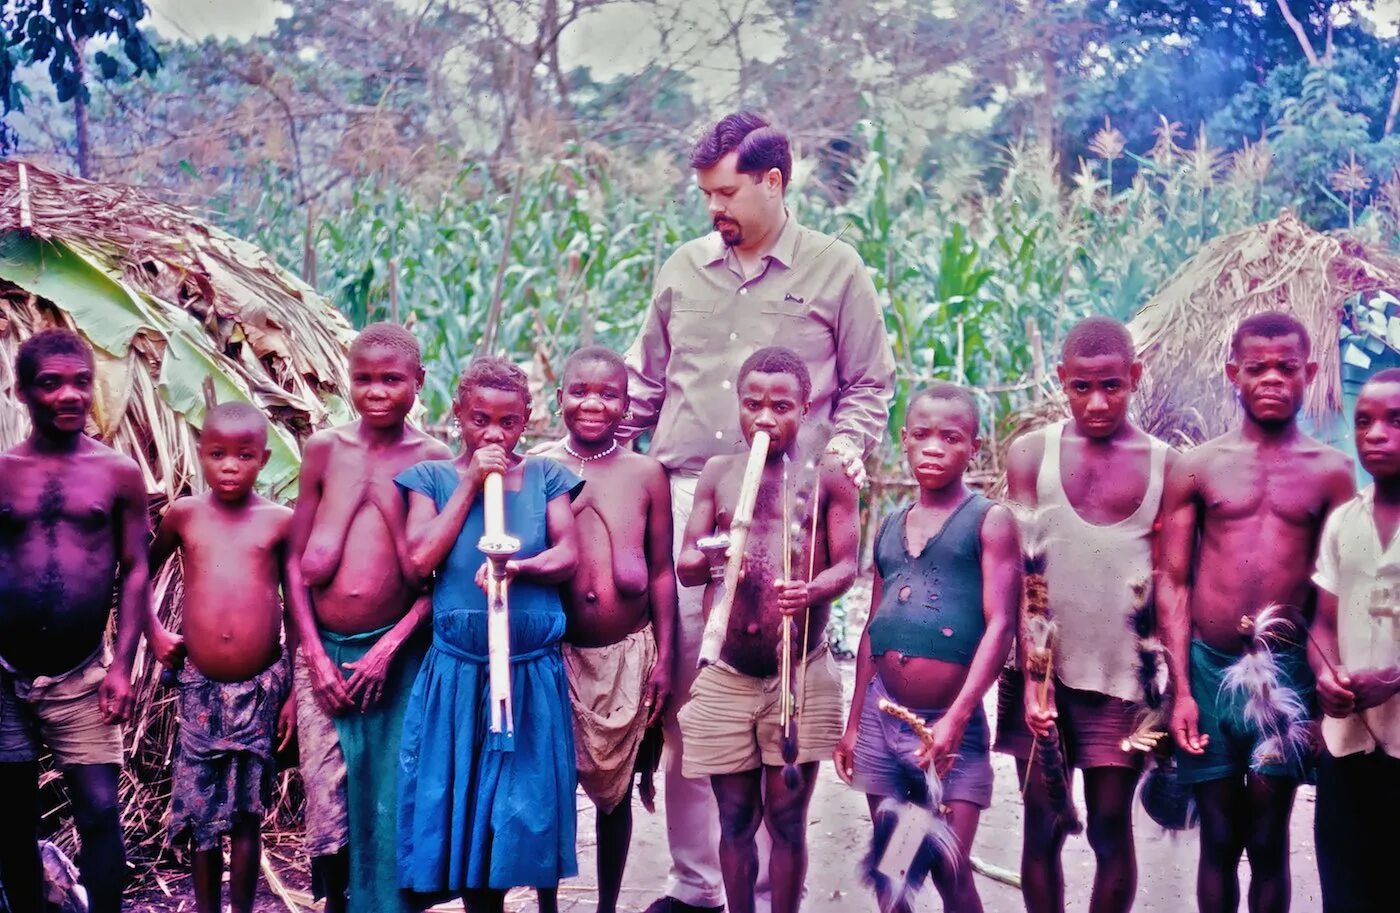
(0, 0), (159, 109)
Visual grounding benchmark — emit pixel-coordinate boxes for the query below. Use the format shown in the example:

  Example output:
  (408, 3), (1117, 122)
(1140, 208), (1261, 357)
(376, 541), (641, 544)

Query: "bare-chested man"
(677, 346), (859, 913)
(1159, 311), (1355, 913)
(0, 329), (150, 913)
(539, 346), (677, 913)
(996, 316), (1175, 913)
(289, 322), (451, 913)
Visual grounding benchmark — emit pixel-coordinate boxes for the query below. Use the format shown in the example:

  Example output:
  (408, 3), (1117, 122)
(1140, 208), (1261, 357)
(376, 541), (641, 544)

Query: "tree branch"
(1275, 0), (1320, 67)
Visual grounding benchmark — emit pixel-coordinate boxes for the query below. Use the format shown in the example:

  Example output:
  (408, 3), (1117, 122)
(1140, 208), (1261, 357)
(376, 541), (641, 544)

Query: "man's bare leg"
(1196, 780), (1248, 913)
(762, 762), (819, 913)
(933, 801), (983, 913)
(1243, 775), (1297, 913)
(1017, 757), (1069, 913)
(0, 762), (42, 913)
(65, 764), (126, 913)
(1084, 767), (1139, 913)
(713, 769), (765, 913)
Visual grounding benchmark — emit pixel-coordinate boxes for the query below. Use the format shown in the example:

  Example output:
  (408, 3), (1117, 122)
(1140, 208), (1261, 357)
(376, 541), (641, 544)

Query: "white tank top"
(1036, 421), (1167, 702)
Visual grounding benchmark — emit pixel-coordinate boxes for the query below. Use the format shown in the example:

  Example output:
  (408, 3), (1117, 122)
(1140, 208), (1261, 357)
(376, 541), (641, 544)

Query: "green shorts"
(1176, 639), (1314, 786)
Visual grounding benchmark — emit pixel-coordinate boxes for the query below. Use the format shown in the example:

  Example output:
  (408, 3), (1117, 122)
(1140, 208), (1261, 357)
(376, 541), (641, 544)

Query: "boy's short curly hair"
(737, 346), (811, 401)
(457, 355), (530, 406)
(351, 322), (422, 367)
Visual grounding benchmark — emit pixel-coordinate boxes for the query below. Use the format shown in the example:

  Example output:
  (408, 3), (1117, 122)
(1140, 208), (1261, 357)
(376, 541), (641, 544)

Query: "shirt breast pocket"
(670, 297), (725, 348)
(759, 297), (828, 353)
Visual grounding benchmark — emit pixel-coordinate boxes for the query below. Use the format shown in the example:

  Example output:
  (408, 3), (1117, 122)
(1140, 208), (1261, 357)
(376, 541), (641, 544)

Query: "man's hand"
(277, 690), (297, 752)
(98, 668), (135, 724)
(1348, 668), (1400, 711)
(1023, 676), (1057, 739)
(1170, 693), (1208, 755)
(774, 579), (810, 617)
(306, 649), (354, 716)
(832, 726), (858, 785)
(475, 559), (520, 592)
(642, 659), (672, 728)
(916, 711), (967, 777)
(149, 625), (186, 670)
(825, 436), (867, 488)
(342, 637), (402, 709)
(1316, 667), (1356, 717)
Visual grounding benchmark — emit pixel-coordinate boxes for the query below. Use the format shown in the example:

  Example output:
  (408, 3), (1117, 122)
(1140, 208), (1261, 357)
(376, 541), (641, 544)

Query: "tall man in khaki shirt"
(623, 112), (894, 913)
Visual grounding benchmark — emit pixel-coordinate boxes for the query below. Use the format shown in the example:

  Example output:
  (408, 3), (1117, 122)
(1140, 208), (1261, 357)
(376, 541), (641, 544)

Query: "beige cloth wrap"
(563, 623), (658, 814)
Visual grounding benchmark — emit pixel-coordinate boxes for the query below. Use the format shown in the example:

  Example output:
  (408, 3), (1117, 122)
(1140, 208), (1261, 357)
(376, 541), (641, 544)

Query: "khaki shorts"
(0, 648), (124, 767)
(678, 644), (844, 778)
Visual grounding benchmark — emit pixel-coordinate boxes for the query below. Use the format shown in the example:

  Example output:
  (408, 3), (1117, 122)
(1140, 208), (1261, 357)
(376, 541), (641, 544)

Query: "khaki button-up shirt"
(621, 214), (895, 474)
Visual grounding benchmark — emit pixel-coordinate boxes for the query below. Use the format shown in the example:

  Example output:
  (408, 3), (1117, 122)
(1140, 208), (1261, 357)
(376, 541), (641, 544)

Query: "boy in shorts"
(150, 403), (300, 913)
(995, 317), (1174, 913)
(677, 346), (859, 913)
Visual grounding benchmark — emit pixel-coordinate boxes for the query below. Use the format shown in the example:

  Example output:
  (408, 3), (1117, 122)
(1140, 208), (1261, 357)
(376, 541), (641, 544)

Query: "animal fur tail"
(860, 765), (961, 908)
(1220, 605), (1310, 772)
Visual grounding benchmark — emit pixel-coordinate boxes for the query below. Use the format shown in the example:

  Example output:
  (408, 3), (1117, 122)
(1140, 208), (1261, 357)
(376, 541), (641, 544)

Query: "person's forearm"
(806, 558), (857, 607)
(1159, 575), (1194, 689)
(378, 593), (433, 654)
(650, 570), (678, 662)
(407, 478), (478, 576)
(1309, 621), (1343, 677)
(676, 548), (711, 587)
(113, 564), (150, 675)
(950, 614), (1013, 722)
(513, 542), (577, 584)
(845, 628), (878, 732)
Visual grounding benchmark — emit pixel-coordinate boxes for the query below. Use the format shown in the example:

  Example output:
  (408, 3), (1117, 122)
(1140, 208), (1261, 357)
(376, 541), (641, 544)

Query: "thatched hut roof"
(0, 160), (354, 499)
(1129, 212), (1400, 443)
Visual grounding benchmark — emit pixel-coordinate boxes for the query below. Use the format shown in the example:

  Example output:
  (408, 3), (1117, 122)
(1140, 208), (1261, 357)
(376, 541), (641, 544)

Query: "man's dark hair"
(16, 328), (93, 389)
(908, 382), (980, 434)
(351, 321), (422, 367)
(738, 346), (811, 401)
(458, 355), (530, 405)
(690, 112), (791, 189)
(562, 345), (627, 384)
(1230, 311), (1311, 359)
(1062, 316), (1135, 364)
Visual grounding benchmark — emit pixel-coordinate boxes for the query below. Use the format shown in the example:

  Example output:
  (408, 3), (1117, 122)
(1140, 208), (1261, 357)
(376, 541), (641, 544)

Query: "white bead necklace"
(563, 440), (618, 477)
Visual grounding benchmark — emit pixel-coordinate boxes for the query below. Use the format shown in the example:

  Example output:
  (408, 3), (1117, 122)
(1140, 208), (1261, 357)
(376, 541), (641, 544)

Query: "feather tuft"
(860, 765), (961, 908)
(1220, 608), (1310, 773)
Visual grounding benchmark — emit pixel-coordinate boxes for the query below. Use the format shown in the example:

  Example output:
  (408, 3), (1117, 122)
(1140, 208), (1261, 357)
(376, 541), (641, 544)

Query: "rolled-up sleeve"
(620, 286), (672, 442)
(831, 261), (895, 457)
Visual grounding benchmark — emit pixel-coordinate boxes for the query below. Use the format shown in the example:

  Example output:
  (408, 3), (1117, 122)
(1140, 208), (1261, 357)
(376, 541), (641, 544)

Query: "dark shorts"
(1176, 639), (1314, 786)
(994, 668), (1144, 770)
(168, 651), (291, 851)
(851, 675), (994, 809)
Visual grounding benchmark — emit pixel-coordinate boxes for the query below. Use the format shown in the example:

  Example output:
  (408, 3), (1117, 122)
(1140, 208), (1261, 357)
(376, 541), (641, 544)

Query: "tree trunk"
(71, 35), (91, 177)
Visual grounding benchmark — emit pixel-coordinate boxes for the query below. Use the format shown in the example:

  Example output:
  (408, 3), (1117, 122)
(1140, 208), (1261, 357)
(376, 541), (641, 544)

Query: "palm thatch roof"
(0, 160), (354, 500)
(1129, 211), (1400, 443)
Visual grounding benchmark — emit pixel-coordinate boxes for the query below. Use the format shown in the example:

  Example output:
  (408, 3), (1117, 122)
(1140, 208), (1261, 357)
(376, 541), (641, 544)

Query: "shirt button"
(722, 380), (731, 390)
(715, 431), (724, 439)
(739, 287), (748, 296)
(729, 332), (738, 341)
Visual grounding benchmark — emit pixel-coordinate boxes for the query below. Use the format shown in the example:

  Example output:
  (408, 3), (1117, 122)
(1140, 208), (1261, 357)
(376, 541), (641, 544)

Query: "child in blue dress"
(394, 356), (581, 913)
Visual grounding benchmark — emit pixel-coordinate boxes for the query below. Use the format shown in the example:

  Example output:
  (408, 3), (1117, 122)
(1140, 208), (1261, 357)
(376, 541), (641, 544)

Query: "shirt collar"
(705, 210), (800, 269)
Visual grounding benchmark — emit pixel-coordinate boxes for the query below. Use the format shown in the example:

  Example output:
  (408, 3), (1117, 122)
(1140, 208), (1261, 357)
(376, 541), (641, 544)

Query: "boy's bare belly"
(1191, 517), (1319, 655)
(183, 571), (283, 683)
(568, 498), (650, 648)
(875, 654), (969, 710)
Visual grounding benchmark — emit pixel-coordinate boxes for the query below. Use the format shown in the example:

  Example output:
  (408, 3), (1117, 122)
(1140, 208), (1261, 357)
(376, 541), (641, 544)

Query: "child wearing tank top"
(834, 384), (1021, 913)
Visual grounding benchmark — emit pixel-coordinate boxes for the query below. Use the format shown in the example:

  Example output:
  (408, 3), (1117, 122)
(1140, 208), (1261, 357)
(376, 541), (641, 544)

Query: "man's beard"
(714, 217), (743, 247)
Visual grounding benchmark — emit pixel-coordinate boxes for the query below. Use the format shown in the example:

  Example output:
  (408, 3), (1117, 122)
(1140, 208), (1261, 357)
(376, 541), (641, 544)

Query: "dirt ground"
(127, 656), (1324, 913)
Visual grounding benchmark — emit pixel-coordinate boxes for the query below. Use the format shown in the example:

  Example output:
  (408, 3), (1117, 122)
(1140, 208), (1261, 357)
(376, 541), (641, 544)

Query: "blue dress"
(394, 457), (582, 892)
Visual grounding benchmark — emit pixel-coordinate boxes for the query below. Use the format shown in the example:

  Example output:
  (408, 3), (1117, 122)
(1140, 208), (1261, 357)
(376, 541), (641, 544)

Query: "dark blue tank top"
(866, 494), (993, 665)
